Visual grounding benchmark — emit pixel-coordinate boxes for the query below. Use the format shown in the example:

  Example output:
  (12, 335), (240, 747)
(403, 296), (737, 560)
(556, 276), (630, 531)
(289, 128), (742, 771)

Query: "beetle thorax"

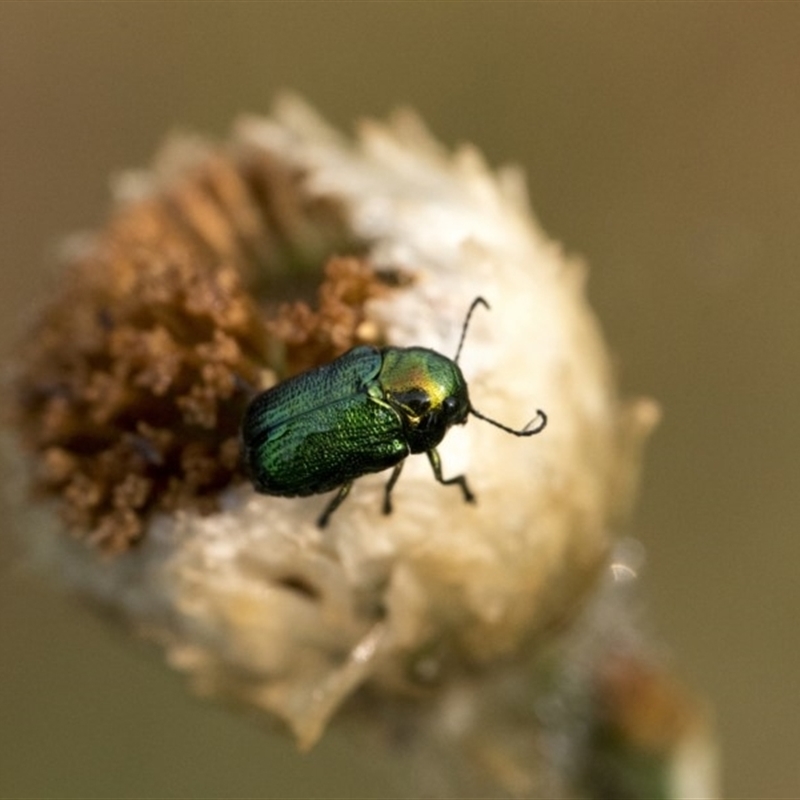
(378, 347), (470, 453)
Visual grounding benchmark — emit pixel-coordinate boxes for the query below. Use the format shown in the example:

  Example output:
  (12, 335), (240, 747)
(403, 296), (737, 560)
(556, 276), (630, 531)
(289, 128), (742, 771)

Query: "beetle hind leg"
(382, 462), (405, 515)
(317, 482), (353, 528)
(426, 448), (476, 504)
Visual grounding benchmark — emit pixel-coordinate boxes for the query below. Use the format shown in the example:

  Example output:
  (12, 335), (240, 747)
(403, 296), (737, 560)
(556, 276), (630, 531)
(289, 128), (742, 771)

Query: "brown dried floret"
(12, 146), (389, 553)
(268, 256), (392, 375)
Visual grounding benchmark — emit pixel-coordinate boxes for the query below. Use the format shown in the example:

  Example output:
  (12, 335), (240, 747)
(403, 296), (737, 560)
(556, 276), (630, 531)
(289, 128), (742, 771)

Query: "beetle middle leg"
(426, 448), (475, 504)
(317, 482), (353, 528)
(382, 462), (405, 515)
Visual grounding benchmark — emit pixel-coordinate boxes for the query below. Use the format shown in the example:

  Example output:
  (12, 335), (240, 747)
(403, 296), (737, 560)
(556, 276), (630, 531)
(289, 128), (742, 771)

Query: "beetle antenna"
(454, 296), (490, 363)
(469, 407), (547, 436)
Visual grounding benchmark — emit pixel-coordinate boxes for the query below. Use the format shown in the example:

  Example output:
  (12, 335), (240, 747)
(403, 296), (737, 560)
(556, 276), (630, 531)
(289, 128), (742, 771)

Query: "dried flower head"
(6, 97), (712, 797)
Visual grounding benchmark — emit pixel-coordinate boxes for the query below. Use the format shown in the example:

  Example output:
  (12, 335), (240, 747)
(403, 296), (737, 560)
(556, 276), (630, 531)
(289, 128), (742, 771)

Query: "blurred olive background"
(1, 4), (798, 798)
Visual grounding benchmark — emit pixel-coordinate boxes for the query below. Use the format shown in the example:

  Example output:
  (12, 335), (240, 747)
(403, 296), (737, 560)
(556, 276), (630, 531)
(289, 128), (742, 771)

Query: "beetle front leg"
(317, 482), (353, 528)
(426, 448), (476, 504)
(382, 462), (405, 515)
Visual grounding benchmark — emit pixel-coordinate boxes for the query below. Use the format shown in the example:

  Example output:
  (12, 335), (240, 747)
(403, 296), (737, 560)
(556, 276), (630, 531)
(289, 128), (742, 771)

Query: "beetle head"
(379, 347), (469, 453)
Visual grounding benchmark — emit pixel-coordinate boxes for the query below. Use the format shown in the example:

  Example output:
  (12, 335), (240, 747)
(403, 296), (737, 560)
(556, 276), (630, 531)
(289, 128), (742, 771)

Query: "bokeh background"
(1, 4), (798, 797)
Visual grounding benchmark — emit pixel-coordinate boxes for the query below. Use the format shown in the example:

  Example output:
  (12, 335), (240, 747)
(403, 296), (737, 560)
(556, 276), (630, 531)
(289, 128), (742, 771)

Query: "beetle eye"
(443, 397), (458, 414)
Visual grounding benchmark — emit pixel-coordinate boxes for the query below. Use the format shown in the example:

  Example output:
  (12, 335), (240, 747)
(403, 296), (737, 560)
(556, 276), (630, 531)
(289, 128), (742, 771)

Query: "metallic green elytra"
(241, 297), (547, 527)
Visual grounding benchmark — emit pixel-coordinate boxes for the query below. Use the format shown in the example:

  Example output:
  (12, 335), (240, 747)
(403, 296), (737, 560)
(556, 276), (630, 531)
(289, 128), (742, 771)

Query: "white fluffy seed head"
(34, 95), (658, 749)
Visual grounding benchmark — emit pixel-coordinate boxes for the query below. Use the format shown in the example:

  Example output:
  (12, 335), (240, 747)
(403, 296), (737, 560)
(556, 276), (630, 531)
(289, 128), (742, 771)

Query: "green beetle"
(241, 297), (546, 527)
